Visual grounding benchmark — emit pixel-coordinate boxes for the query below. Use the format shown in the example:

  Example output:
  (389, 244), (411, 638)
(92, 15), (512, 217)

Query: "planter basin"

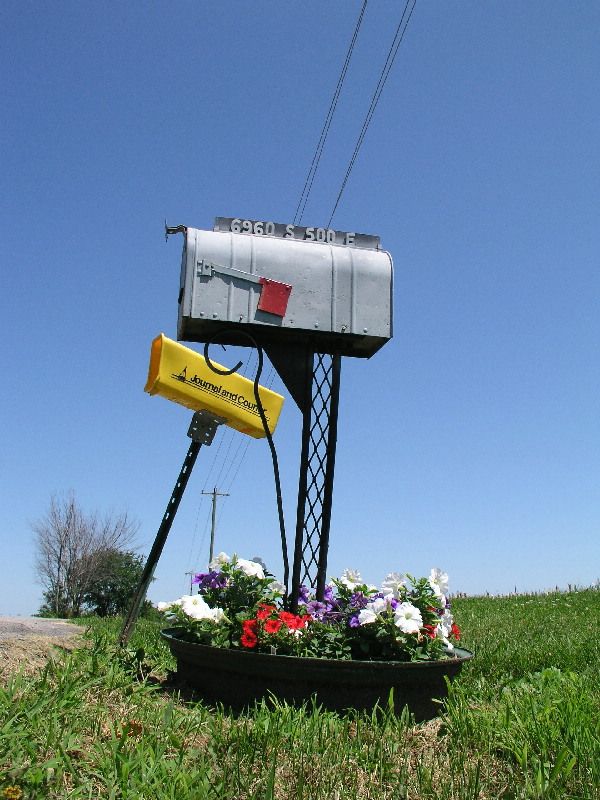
(161, 628), (473, 721)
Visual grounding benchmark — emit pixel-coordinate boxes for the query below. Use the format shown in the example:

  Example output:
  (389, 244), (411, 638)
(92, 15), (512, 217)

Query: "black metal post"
(118, 440), (200, 647)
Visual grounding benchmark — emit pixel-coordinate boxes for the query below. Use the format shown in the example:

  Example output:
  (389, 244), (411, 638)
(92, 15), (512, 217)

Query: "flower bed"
(159, 553), (462, 662)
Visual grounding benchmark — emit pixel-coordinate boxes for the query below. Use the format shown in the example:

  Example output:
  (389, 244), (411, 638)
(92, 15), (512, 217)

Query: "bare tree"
(32, 492), (139, 617)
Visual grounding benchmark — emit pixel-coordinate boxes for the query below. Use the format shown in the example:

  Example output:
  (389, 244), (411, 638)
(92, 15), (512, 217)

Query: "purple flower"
(323, 585), (335, 603)
(349, 592), (369, 610)
(297, 585), (311, 605)
(348, 612), (361, 628)
(193, 570), (227, 590)
(305, 600), (328, 619)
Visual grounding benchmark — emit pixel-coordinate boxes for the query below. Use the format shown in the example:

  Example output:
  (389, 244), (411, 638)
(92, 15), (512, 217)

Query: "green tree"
(81, 549), (150, 617)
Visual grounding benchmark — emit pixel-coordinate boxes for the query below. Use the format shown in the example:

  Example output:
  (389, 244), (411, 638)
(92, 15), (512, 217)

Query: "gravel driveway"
(0, 617), (83, 640)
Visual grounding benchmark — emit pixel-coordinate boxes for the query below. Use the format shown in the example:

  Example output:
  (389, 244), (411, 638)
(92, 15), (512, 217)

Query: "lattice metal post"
(290, 352), (341, 608)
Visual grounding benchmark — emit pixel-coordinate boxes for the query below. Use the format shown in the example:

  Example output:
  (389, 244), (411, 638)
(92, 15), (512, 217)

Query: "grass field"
(1, 589), (599, 799)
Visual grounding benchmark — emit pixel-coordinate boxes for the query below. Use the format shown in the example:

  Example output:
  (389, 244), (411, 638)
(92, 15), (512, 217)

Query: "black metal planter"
(161, 628), (473, 722)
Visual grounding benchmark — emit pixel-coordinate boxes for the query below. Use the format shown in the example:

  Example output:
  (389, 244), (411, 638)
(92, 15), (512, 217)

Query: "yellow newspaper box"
(144, 334), (284, 439)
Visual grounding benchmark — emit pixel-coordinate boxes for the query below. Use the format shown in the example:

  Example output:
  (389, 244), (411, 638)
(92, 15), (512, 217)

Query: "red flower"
(278, 611), (296, 628)
(256, 603), (277, 620)
(264, 618), (282, 634)
(451, 622), (461, 641)
(422, 624), (436, 639)
(278, 611), (310, 631)
(242, 619), (258, 634)
(241, 619), (258, 647)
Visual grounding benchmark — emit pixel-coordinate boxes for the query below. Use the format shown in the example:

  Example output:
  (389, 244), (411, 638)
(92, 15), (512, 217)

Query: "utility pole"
(201, 487), (230, 564)
(184, 571), (195, 594)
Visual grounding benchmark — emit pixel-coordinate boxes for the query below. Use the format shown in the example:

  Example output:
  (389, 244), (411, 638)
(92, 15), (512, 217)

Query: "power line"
(187, 353), (278, 572)
(293, 0), (369, 226)
(328, 0), (418, 227)
(186, 3), (418, 575)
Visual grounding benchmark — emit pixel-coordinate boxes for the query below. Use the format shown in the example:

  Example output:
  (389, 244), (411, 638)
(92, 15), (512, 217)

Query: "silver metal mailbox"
(175, 225), (393, 357)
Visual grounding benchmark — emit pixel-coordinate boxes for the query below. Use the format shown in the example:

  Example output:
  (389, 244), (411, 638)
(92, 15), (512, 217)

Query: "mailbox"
(174, 221), (393, 357)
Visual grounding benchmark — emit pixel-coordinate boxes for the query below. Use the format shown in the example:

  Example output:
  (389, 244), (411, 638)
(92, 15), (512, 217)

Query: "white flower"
(434, 609), (454, 649)
(209, 607), (226, 622)
(340, 568), (362, 590)
(381, 572), (406, 598)
(437, 608), (453, 636)
(157, 598), (183, 612)
(208, 551), (231, 570)
(251, 556), (268, 570)
(268, 579), (286, 595)
(234, 558), (265, 580)
(181, 594), (224, 622)
(429, 568), (449, 602)
(393, 602), (423, 634)
(357, 596), (389, 625)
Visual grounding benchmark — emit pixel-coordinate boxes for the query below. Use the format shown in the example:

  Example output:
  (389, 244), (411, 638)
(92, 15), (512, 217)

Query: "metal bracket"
(165, 221), (187, 241)
(188, 409), (227, 445)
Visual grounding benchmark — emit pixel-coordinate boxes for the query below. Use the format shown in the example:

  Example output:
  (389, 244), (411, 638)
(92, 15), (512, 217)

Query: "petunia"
(193, 570), (228, 590)
(256, 603), (277, 620)
(340, 568), (362, 590)
(349, 592), (369, 609)
(434, 609), (455, 649)
(428, 568), (449, 602)
(235, 558), (265, 580)
(297, 585), (311, 604)
(305, 600), (328, 619)
(268, 579), (286, 595)
(264, 618), (282, 634)
(381, 572), (406, 599)
(181, 595), (225, 622)
(422, 624), (436, 638)
(279, 611), (310, 631)
(393, 602), (423, 634)
(209, 551), (231, 570)
(323, 585), (335, 603)
(357, 596), (389, 625)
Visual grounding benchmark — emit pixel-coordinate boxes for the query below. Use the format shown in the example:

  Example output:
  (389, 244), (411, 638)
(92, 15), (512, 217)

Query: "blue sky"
(2, 1), (599, 616)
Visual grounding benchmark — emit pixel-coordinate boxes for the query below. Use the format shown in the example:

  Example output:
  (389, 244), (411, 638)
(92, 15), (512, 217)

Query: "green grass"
(1, 590), (599, 799)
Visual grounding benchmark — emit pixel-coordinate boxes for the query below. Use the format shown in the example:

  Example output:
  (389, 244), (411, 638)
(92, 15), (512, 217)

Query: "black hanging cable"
(293, 0), (368, 226)
(203, 335), (290, 599)
(328, 0), (418, 227)
(188, 354), (276, 573)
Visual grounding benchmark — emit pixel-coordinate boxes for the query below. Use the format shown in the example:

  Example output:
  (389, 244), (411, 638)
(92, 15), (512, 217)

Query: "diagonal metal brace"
(118, 411), (224, 647)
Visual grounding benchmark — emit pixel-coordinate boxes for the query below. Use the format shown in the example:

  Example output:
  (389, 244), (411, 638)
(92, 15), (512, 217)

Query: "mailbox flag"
(144, 334), (284, 439)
